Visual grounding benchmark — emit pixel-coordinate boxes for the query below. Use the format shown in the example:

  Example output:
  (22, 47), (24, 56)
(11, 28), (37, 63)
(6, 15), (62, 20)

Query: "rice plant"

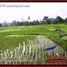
(0, 36), (48, 65)
(0, 35), (65, 65)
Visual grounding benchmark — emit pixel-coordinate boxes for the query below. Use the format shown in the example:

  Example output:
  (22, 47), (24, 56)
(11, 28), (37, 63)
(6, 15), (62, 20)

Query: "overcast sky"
(0, 2), (67, 23)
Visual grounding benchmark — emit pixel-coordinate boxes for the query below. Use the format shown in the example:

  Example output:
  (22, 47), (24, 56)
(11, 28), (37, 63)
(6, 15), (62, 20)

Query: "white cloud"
(0, 2), (67, 22)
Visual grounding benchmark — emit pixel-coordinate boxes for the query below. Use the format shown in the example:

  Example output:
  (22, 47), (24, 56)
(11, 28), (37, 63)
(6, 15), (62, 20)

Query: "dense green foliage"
(0, 24), (67, 51)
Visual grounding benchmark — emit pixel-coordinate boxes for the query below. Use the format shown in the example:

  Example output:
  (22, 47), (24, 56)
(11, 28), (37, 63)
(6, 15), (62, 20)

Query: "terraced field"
(0, 24), (67, 65)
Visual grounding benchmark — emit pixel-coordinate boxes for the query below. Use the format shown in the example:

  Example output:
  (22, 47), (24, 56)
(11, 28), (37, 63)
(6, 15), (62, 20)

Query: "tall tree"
(54, 16), (64, 24)
(64, 18), (67, 24)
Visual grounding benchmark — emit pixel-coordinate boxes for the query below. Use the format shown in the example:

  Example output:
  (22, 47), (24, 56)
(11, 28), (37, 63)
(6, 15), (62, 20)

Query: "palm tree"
(28, 16), (30, 22)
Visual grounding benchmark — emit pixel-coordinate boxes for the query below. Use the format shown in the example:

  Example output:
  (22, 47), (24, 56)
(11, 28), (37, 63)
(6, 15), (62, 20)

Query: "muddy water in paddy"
(36, 35), (64, 56)
(0, 35), (65, 65)
(6, 35), (64, 56)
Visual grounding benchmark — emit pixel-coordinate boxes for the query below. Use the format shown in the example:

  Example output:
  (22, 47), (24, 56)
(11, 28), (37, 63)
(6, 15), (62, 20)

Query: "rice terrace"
(0, 2), (67, 65)
(0, 24), (67, 65)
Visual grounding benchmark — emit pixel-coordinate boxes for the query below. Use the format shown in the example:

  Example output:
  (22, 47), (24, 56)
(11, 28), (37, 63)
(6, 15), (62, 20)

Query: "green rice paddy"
(0, 24), (67, 51)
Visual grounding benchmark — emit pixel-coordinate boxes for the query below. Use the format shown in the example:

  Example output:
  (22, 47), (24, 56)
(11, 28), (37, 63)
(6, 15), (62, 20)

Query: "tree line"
(0, 16), (67, 27)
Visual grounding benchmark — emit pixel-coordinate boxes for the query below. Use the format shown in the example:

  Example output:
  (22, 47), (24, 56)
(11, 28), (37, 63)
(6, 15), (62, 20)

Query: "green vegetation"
(0, 24), (67, 51)
(0, 24), (66, 65)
